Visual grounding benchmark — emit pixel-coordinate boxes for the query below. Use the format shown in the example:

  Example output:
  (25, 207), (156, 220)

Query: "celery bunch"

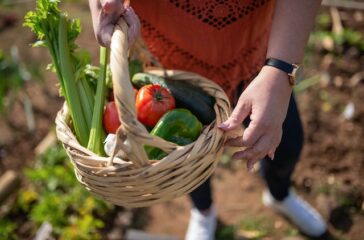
(25, 0), (107, 155)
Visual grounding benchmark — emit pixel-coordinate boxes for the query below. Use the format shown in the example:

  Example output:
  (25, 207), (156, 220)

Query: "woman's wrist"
(260, 65), (293, 91)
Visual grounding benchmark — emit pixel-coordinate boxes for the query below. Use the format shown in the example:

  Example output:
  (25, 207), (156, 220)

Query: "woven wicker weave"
(55, 19), (231, 208)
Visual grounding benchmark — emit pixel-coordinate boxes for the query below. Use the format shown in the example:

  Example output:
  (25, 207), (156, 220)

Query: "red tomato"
(103, 101), (121, 134)
(136, 84), (175, 127)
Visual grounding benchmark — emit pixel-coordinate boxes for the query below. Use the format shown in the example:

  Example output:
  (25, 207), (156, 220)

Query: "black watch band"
(265, 58), (294, 74)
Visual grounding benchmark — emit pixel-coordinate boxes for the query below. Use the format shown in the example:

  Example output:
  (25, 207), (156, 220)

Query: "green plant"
(15, 144), (113, 239)
(0, 48), (39, 114)
(0, 49), (22, 112)
(284, 227), (300, 237)
(216, 225), (235, 240)
(310, 29), (364, 50)
(0, 219), (18, 240)
(237, 215), (273, 239)
(0, 48), (42, 133)
(316, 13), (331, 29)
(308, 12), (364, 53)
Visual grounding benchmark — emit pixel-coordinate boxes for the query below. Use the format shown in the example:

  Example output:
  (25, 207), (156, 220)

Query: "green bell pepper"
(146, 108), (203, 160)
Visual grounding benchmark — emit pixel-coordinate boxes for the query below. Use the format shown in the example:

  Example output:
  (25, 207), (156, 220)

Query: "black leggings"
(189, 95), (304, 210)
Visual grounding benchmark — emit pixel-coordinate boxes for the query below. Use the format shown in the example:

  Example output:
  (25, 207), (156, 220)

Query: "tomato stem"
(149, 84), (165, 102)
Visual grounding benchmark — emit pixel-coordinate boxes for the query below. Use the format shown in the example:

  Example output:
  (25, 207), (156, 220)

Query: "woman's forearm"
(267, 0), (322, 63)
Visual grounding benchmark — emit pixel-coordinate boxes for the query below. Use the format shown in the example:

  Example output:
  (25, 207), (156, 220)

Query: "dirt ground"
(0, 2), (363, 240)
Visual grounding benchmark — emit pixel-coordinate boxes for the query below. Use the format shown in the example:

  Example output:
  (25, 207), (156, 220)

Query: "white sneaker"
(185, 205), (217, 240)
(262, 189), (327, 237)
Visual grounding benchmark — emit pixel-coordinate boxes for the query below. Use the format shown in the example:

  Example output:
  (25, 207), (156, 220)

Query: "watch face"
(294, 65), (304, 83)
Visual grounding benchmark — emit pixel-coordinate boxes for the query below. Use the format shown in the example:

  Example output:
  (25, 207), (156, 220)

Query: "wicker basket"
(55, 19), (231, 208)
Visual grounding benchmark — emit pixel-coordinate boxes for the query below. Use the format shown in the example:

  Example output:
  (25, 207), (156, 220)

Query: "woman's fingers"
(230, 128), (282, 171)
(232, 134), (271, 161)
(232, 134), (274, 171)
(268, 130), (282, 160)
(98, 5), (139, 47)
(96, 0), (139, 47)
(242, 120), (267, 147)
(97, 20), (115, 47)
(219, 98), (250, 131)
(225, 126), (260, 148)
(225, 119), (266, 148)
(97, 0), (122, 47)
(123, 6), (141, 45)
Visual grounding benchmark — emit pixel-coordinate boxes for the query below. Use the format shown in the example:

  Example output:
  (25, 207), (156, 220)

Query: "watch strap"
(265, 58), (294, 74)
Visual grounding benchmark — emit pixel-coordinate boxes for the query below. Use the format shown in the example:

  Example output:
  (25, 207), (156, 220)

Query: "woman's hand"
(219, 66), (292, 171)
(89, 0), (140, 47)
(221, 0), (320, 171)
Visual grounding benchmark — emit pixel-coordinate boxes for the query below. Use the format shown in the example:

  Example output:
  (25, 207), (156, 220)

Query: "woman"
(89, 1), (327, 239)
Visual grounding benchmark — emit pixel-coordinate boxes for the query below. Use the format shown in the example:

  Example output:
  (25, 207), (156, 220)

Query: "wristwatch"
(265, 58), (303, 86)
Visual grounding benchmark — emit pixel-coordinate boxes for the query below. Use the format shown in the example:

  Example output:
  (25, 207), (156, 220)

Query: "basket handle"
(109, 19), (178, 167)
(109, 19), (151, 167)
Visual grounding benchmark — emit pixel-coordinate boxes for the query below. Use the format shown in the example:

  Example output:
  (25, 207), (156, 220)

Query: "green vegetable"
(132, 73), (163, 89)
(57, 16), (91, 144)
(24, 0), (90, 145)
(146, 109), (203, 160)
(24, 0), (107, 151)
(87, 47), (108, 155)
(132, 73), (216, 124)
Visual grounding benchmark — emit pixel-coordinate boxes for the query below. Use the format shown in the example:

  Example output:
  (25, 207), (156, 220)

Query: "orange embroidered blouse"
(133, 0), (276, 100)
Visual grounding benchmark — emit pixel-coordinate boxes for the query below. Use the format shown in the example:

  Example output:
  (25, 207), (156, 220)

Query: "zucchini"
(132, 73), (216, 124)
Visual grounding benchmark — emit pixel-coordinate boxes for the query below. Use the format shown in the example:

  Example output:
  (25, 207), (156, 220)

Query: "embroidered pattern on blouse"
(169, 0), (270, 29)
(140, 19), (268, 101)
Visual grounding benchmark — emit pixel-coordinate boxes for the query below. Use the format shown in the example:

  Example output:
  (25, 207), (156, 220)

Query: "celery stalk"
(82, 78), (95, 107)
(87, 47), (109, 155)
(77, 80), (93, 131)
(58, 15), (89, 146)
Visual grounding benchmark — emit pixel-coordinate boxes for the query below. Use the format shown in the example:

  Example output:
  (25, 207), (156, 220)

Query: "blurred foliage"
(294, 75), (321, 95)
(310, 28), (364, 52)
(0, 219), (18, 240)
(299, 10), (364, 95)
(0, 0), (84, 8)
(0, 48), (41, 115)
(308, 12), (364, 53)
(0, 49), (25, 113)
(1, 144), (114, 240)
(317, 181), (362, 212)
(215, 215), (274, 240)
(237, 215), (273, 239)
(216, 225), (235, 240)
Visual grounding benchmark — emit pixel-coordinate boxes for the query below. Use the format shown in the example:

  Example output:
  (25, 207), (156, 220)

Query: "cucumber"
(132, 73), (216, 124)
(132, 73), (165, 89)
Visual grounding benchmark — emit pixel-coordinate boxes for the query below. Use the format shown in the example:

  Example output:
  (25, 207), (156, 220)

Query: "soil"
(0, 3), (363, 240)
